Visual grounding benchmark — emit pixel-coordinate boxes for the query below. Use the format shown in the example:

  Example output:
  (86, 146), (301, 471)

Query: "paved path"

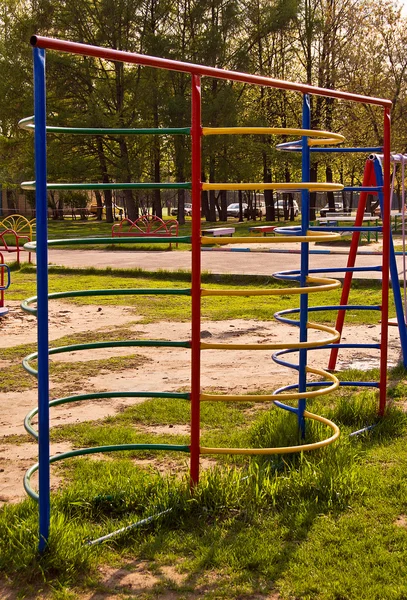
(10, 240), (399, 280)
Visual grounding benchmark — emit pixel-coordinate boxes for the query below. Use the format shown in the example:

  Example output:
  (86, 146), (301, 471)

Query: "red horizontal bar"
(31, 36), (392, 108)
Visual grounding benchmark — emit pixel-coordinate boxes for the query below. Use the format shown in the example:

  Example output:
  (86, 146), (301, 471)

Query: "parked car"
(275, 199), (300, 217)
(227, 203), (248, 218)
(319, 202), (347, 217)
(171, 203), (192, 217)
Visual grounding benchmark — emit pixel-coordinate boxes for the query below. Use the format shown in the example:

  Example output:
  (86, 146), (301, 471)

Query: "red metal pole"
(190, 74), (202, 485)
(379, 107), (391, 416)
(328, 159), (375, 370)
(30, 36), (391, 108)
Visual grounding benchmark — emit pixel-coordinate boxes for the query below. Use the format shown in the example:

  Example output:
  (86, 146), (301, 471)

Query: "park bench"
(248, 225), (276, 236)
(202, 227), (235, 237)
(317, 215), (380, 243)
(0, 214), (35, 264)
(111, 215), (179, 248)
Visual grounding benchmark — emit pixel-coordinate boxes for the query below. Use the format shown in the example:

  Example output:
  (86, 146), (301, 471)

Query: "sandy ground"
(0, 298), (402, 508)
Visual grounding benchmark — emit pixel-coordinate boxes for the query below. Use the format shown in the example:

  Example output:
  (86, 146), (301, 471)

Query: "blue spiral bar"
(372, 156), (407, 368)
(273, 400), (299, 414)
(276, 141), (383, 153)
(298, 95), (311, 437)
(274, 305), (381, 327)
(274, 225), (302, 235)
(272, 344), (381, 369)
(342, 186), (381, 192)
(273, 266), (382, 281)
(311, 147), (383, 153)
(309, 226), (382, 232)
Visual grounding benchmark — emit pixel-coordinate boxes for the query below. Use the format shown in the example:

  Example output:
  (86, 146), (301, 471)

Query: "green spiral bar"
(21, 287), (192, 315)
(24, 236), (192, 251)
(24, 391), (191, 439)
(21, 181), (192, 191)
(19, 116), (191, 136)
(24, 443), (191, 501)
(23, 339), (191, 377)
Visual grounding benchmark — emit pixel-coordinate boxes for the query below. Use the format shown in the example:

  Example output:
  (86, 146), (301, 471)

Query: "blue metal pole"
(298, 95), (311, 438)
(373, 156), (407, 368)
(33, 47), (50, 553)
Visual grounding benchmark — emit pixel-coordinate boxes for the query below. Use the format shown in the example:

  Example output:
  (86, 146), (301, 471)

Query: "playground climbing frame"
(23, 35), (392, 551)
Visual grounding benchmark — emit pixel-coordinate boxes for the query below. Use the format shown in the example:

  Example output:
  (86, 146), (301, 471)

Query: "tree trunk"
(115, 61), (137, 222)
(152, 87), (162, 218)
(153, 145), (162, 218)
(95, 190), (103, 220)
(174, 136), (186, 224)
(263, 153), (275, 221)
(326, 165), (335, 212)
(220, 190), (227, 221)
(95, 136), (114, 223)
(238, 190), (244, 222)
(208, 157), (217, 222)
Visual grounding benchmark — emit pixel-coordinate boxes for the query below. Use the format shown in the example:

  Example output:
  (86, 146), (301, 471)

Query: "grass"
(2, 235), (406, 598)
(7, 263), (393, 325)
(3, 382), (407, 599)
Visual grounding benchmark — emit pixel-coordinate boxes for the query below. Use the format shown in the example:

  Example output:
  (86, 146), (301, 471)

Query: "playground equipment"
(322, 152), (407, 371)
(387, 154), (407, 333)
(0, 214), (34, 264)
(111, 214), (180, 248)
(21, 35), (391, 551)
(0, 252), (10, 317)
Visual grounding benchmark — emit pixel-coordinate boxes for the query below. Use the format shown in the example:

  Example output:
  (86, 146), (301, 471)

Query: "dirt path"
(0, 300), (402, 505)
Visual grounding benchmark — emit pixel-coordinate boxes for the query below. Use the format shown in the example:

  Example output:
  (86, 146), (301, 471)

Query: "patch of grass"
(50, 421), (190, 453)
(0, 364), (33, 392)
(0, 353), (150, 393)
(109, 397), (252, 428)
(1, 325), (143, 361)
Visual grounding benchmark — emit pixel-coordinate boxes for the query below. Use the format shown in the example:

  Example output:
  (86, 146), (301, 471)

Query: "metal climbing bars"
(23, 35), (392, 552)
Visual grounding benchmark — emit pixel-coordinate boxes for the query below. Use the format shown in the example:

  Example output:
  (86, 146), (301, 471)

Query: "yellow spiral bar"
(198, 126), (344, 456)
(202, 127), (345, 147)
(201, 321), (339, 351)
(201, 366), (339, 403)
(201, 275), (341, 297)
(200, 409), (340, 455)
(202, 182), (343, 192)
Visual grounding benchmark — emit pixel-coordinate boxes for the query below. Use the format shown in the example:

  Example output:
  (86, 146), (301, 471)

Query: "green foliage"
(2, 0), (407, 221)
